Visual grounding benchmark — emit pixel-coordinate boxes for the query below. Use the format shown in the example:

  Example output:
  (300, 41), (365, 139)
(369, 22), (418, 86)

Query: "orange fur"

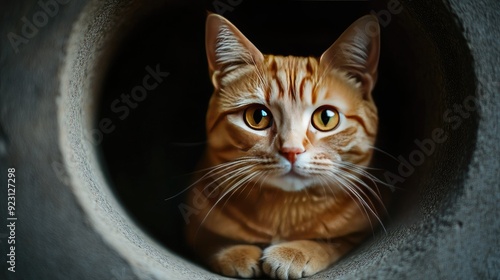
(186, 14), (388, 279)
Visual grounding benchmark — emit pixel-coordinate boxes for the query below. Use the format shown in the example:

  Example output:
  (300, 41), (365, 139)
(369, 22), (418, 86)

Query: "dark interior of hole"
(96, 0), (475, 260)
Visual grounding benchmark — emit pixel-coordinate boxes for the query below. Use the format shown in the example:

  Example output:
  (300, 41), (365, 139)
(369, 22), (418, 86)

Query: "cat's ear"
(320, 15), (380, 98)
(206, 14), (264, 83)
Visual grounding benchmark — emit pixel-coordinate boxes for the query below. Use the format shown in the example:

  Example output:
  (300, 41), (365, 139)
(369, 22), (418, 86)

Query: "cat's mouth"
(266, 169), (313, 192)
(284, 170), (307, 179)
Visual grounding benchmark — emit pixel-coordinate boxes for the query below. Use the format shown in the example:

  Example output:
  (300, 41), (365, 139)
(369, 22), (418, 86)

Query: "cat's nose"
(280, 147), (305, 164)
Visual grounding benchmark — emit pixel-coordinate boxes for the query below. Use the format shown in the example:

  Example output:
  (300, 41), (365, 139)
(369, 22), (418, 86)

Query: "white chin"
(266, 173), (314, 192)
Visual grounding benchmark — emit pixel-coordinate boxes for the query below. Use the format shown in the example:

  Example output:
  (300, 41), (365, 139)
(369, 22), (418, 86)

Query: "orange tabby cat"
(185, 14), (386, 279)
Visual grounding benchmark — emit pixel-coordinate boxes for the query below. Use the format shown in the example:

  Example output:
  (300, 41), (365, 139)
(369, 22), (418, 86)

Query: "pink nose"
(280, 147), (305, 164)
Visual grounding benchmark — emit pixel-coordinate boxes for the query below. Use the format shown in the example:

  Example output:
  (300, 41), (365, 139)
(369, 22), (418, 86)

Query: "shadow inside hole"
(97, 0), (420, 258)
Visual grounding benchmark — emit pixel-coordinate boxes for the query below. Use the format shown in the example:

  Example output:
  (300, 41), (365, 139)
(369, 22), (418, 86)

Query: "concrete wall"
(0, 0), (498, 279)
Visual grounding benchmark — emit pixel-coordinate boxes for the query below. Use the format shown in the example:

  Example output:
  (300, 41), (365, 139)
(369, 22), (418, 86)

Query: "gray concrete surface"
(0, 0), (498, 279)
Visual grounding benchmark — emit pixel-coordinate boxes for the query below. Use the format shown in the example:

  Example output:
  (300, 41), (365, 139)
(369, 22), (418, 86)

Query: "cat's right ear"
(206, 14), (264, 87)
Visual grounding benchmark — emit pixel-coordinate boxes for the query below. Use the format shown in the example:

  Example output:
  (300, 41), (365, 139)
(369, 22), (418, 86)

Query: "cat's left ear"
(320, 15), (380, 98)
(206, 14), (264, 86)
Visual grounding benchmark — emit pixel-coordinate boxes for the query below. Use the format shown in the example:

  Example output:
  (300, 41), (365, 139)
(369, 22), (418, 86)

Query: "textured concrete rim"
(48, 0), (499, 279)
(57, 0), (216, 279)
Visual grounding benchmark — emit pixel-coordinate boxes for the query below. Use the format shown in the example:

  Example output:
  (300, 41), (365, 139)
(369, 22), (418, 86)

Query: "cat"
(185, 13), (387, 279)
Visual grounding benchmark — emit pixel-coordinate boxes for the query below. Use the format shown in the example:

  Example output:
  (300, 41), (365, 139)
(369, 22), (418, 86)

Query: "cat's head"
(203, 14), (380, 192)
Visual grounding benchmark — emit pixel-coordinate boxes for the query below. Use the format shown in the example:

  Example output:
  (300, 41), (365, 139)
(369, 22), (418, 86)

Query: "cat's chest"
(220, 188), (360, 241)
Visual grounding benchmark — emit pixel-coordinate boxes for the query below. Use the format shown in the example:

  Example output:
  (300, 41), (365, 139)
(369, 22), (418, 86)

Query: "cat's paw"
(212, 245), (262, 278)
(262, 241), (332, 279)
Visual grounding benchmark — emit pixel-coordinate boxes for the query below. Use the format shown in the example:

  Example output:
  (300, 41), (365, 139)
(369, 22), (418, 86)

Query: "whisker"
(201, 163), (259, 197)
(317, 175), (332, 198)
(198, 167), (259, 231)
(189, 162), (259, 244)
(334, 161), (391, 188)
(339, 168), (383, 203)
(330, 172), (377, 232)
(368, 144), (401, 164)
(198, 167), (250, 205)
(327, 168), (386, 232)
(336, 171), (381, 211)
(165, 157), (261, 200)
(242, 170), (267, 201)
(258, 171), (271, 192)
(327, 158), (391, 231)
(334, 160), (403, 195)
(219, 170), (262, 212)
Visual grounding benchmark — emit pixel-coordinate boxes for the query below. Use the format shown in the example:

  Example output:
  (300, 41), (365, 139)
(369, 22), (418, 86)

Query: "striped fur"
(186, 14), (386, 279)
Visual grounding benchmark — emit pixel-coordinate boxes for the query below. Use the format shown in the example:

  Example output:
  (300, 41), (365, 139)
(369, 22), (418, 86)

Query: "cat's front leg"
(187, 225), (263, 278)
(211, 244), (263, 278)
(262, 239), (353, 279)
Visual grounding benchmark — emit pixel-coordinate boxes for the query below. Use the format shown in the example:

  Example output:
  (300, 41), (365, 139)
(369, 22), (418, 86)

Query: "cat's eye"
(312, 106), (340, 132)
(244, 105), (273, 130)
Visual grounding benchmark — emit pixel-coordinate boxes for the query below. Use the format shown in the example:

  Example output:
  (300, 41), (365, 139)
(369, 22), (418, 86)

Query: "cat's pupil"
(321, 109), (335, 125)
(254, 109), (267, 124)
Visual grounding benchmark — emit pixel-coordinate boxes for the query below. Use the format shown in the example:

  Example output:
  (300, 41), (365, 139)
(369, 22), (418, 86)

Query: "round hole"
(58, 0), (483, 278)
(3, 0), (496, 278)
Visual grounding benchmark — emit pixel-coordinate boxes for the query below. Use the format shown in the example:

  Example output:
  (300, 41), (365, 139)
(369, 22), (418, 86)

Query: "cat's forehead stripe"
(265, 55), (319, 105)
(298, 75), (309, 101)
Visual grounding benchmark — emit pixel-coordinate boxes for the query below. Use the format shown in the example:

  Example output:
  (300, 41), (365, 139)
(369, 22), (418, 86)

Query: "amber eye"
(244, 105), (273, 130)
(312, 106), (340, 132)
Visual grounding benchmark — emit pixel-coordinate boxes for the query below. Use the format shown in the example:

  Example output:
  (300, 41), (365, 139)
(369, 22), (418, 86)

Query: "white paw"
(212, 245), (262, 278)
(262, 244), (315, 279)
